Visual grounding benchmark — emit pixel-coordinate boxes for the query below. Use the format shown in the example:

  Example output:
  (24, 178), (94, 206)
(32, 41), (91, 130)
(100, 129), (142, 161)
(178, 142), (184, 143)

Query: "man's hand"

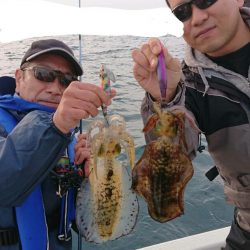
(74, 133), (91, 177)
(74, 133), (89, 165)
(53, 81), (116, 134)
(132, 38), (181, 102)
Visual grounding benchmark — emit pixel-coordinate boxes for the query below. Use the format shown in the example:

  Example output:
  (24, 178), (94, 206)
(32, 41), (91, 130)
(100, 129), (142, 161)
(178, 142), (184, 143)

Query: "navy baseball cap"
(21, 39), (83, 76)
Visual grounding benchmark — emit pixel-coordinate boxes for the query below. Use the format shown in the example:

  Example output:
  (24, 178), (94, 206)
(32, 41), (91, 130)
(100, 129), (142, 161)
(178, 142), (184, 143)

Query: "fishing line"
(78, 0), (83, 248)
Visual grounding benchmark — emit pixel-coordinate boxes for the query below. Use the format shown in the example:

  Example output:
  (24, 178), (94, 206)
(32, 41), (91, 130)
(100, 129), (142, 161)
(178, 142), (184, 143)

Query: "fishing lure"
(99, 64), (116, 125)
(156, 44), (167, 101)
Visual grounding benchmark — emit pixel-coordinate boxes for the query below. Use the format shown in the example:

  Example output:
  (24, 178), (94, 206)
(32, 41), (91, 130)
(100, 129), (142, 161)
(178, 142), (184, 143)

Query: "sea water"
(0, 35), (234, 250)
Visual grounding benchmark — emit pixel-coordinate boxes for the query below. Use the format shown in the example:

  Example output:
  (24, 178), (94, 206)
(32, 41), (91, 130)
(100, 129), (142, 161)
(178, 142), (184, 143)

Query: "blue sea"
(0, 35), (234, 250)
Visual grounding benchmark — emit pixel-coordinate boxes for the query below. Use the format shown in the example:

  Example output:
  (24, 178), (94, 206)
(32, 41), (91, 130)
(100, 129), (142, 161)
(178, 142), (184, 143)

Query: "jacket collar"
(183, 7), (250, 98)
(0, 94), (55, 113)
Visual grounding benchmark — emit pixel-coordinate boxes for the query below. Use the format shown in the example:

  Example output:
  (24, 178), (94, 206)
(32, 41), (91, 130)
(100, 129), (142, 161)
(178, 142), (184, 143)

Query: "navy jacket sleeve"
(0, 110), (71, 206)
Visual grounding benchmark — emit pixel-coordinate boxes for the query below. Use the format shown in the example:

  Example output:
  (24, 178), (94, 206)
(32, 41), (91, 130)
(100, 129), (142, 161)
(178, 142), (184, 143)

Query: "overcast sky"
(45, 0), (167, 9)
(1, 0), (182, 43)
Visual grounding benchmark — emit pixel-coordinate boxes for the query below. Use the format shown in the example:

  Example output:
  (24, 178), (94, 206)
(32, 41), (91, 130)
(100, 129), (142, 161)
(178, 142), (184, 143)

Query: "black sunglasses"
(172, 0), (218, 22)
(21, 66), (78, 87)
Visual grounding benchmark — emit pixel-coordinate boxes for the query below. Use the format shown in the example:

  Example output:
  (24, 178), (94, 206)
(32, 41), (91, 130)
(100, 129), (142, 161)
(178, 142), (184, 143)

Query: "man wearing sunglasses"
(0, 39), (115, 249)
(132, 0), (250, 249)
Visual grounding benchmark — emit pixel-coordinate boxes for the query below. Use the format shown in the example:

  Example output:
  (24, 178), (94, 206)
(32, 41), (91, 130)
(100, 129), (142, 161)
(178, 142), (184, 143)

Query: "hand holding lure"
(156, 44), (167, 102)
(99, 64), (116, 126)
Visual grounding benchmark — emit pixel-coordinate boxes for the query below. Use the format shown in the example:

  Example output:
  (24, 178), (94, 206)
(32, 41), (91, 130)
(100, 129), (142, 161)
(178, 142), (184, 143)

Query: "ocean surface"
(0, 35), (234, 250)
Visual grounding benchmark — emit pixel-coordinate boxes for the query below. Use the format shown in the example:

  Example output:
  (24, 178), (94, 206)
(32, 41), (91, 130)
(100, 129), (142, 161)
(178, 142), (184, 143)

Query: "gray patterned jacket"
(141, 7), (250, 231)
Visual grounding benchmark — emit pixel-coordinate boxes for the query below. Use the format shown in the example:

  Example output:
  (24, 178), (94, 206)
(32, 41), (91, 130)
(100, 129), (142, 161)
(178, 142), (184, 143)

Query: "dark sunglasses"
(21, 66), (78, 87)
(172, 0), (217, 22)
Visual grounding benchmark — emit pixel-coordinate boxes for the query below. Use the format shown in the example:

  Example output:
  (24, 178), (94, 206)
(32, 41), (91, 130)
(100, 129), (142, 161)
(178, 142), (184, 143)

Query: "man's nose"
(191, 5), (209, 25)
(46, 77), (64, 94)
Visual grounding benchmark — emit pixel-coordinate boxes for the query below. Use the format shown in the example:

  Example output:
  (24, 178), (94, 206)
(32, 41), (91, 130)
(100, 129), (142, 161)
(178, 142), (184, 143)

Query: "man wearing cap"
(0, 39), (115, 249)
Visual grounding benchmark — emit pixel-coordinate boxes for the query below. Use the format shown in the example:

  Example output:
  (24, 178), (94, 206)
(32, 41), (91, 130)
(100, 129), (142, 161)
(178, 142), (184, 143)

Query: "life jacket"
(0, 94), (77, 249)
(0, 76), (16, 96)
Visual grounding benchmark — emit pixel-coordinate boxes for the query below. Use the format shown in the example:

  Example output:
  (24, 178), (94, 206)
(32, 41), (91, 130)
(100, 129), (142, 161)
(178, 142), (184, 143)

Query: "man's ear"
(15, 69), (22, 94)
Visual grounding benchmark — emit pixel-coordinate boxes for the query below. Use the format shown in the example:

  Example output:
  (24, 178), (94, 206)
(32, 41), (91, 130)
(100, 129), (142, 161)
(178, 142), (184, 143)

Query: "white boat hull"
(137, 227), (230, 250)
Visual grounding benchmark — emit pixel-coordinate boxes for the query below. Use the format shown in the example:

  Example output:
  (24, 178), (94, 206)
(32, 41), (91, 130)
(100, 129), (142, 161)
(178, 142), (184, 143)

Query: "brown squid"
(132, 103), (198, 223)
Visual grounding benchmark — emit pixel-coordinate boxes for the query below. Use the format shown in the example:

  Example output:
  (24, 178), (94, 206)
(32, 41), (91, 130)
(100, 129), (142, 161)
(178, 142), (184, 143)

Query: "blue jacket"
(0, 95), (74, 250)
